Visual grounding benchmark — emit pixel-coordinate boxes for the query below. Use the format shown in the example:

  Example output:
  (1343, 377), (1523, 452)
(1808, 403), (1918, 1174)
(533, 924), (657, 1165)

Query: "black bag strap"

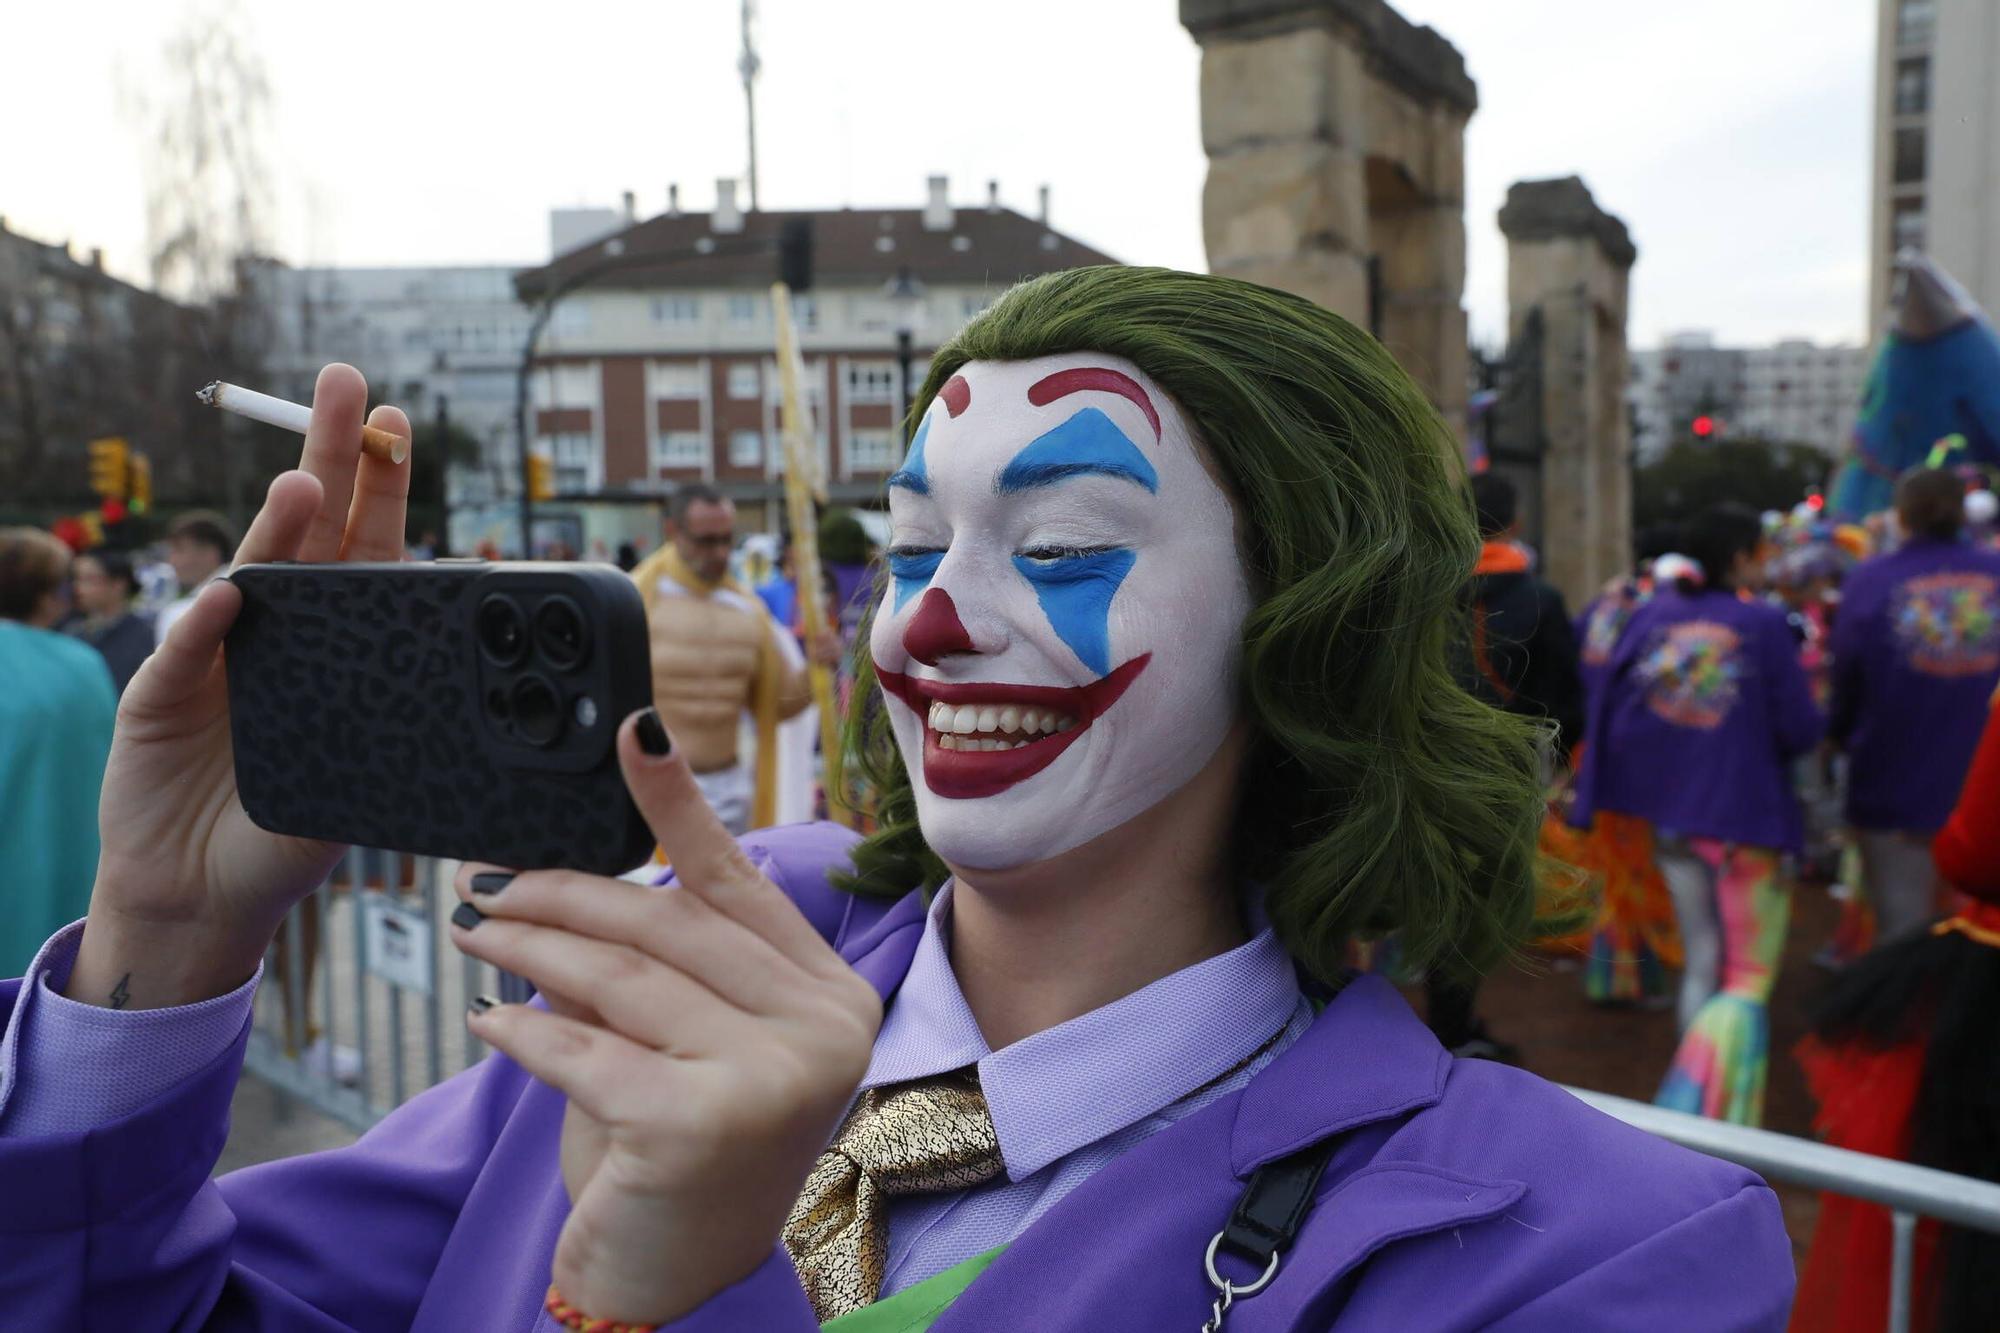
(1221, 1138), (1337, 1263)
(1200, 1137), (1339, 1330)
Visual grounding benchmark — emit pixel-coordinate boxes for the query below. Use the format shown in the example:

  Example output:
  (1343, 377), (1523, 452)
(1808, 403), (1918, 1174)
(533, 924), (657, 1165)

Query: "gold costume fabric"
(782, 1068), (1004, 1321)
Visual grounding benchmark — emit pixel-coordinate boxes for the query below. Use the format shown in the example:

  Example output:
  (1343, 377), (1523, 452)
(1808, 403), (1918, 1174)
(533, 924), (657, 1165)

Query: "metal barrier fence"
(241, 848), (508, 1135)
(1563, 1088), (2000, 1333)
(241, 854), (2000, 1331)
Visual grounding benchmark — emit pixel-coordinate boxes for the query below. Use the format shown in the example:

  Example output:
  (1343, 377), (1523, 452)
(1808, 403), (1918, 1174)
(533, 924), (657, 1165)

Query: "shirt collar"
(860, 881), (1305, 1182)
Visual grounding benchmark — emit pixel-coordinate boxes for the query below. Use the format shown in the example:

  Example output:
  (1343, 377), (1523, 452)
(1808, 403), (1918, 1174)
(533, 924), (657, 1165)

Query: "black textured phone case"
(225, 561), (656, 875)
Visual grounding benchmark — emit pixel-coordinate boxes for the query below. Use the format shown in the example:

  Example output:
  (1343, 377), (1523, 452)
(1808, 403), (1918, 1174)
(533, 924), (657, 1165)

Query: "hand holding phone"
(67, 365), (409, 1010)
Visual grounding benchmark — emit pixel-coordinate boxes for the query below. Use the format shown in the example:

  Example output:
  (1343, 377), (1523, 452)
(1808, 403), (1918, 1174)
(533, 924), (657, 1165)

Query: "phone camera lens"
(477, 595), (527, 667)
(532, 596), (591, 671)
(510, 675), (563, 746)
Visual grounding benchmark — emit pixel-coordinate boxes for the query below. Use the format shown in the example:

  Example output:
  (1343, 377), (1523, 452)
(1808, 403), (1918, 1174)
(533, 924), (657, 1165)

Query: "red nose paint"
(902, 587), (976, 665)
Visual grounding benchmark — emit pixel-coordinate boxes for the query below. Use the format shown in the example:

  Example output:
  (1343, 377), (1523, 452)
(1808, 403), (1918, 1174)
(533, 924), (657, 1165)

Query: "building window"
(1893, 198), (1927, 252)
(532, 363), (597, 409)
(792, 294), (818, 331)
(728, 430), (763, 468)
(1896, 0), (1934, 48)
(727, 363), (761, 400)
(846, 362), (897, 402)
(551, 300), (591, 338)
(652, 431), (707, 470)
(847, 432), (899, 471)
(1893, 127), (1927, 185)
(540, 433), (594, 492)
(727, 293), (761, 323)
(1894, 58), (1930, 115)
(649, 360), (704, 399)
(649, 295), (701, 324)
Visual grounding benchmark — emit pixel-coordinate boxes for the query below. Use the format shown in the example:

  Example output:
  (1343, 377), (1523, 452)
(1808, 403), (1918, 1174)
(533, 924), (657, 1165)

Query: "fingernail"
(450, 902), (485, 931)
(469, 994), (497, 1015)
(470, 872), (514, 896)
(635, 707), (672, 757)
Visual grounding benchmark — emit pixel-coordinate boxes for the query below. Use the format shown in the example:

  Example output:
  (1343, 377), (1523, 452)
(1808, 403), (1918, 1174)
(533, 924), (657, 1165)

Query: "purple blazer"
(1830, 537), (2000, 831)
(1573, 588), (1825, 853)
(0, 825), (1794, 1329)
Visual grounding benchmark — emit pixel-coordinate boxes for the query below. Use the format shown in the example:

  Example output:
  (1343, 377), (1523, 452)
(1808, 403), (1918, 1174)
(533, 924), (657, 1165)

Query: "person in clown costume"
(1573, 504), (1825, 1127)
(0, 269), (1792, 1329)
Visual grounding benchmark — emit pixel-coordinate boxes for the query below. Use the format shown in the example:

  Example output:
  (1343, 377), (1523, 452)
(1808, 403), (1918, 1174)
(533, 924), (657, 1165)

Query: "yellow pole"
(770, 282), (852, 827)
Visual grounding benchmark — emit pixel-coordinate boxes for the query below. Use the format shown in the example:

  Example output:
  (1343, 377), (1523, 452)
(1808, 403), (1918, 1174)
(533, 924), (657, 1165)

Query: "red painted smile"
(874, 655), (1152, 799)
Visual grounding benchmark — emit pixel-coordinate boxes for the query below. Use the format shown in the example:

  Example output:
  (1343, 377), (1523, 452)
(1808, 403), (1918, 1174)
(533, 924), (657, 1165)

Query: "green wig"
(837, 265), (1545, 985)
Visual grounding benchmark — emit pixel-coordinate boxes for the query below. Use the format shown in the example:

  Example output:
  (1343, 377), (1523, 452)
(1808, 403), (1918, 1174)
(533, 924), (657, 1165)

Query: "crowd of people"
(1458, 465), (2000, 1326)
(0, 266), (1994, 1328)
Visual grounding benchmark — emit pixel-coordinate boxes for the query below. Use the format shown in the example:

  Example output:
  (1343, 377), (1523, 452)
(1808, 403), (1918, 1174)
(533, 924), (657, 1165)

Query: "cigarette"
(196, 380), (408, 465)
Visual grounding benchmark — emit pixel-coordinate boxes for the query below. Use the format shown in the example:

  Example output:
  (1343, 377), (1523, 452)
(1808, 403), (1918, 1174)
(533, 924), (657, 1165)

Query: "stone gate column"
(1182, 0), (1477, 431)
(1498, 176), (1637, 608)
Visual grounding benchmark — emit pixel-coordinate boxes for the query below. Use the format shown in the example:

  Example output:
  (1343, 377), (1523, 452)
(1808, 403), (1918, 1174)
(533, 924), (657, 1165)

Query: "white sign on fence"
(362, 892), (435, 995)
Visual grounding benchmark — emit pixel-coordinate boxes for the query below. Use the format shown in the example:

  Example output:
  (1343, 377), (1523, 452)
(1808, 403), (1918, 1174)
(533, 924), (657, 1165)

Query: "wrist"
(62, 902), (269, 1010)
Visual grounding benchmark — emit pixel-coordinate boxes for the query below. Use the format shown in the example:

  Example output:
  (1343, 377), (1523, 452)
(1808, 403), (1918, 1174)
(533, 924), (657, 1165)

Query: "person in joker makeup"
(0, 274), (1790, 1331)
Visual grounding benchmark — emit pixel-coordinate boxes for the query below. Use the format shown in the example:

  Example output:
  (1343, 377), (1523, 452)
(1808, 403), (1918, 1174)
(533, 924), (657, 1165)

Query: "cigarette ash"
(196, 380), (222, 407)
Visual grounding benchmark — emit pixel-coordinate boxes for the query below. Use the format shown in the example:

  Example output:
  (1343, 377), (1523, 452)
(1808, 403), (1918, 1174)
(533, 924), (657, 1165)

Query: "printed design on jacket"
(1582, 583), (1642, 667)
(1636, 620), (1745, 730)
(1892, 570), (2000, 678)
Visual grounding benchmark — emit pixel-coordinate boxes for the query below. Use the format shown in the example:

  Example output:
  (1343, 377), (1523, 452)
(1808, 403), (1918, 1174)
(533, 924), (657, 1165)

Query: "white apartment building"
(1869, 0), (2000, 326)
(1627, 333), (1869, 462)
(251, 262), (535, 514)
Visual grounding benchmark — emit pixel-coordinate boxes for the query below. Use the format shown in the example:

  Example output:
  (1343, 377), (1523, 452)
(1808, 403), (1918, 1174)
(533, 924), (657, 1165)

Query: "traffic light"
(88, 437), (129, 498)
(778, 217), (813, 291)
(128, 452), (153, 514)
(1691, 415), (1716, 441)
(527, 453), (555, 501)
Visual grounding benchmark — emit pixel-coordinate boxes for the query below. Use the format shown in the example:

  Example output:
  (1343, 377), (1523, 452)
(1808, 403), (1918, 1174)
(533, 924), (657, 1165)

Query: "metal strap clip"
(1197, 1138), (1336, 1331)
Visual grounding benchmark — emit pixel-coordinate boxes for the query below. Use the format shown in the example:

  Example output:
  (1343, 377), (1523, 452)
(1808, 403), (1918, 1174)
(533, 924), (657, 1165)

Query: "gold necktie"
(782, 1067), (1004, 1320)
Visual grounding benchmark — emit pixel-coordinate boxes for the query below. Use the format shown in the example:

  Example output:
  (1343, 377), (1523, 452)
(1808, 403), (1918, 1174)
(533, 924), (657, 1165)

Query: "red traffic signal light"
(1691, 415), (1716, 439)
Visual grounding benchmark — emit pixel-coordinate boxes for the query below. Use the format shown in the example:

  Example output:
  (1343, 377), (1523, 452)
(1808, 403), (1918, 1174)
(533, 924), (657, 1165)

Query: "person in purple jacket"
(0, 270), (1794, 1331)
(1830, 466), (2000, 945)
(1573, 503), (1825, 1127)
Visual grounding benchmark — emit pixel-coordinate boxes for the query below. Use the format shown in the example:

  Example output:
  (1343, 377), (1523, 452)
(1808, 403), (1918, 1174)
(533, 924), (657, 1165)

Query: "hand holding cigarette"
(198, 380), (409, 465)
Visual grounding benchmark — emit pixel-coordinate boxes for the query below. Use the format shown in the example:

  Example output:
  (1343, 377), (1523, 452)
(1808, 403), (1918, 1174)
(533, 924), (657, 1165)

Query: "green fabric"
(0, 623), (115, 975)
(820, 1245), (1008, 1333)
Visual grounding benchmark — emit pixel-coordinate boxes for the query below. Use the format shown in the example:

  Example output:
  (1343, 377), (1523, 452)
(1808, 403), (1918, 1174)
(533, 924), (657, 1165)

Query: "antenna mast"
(739, 0), (761, 212)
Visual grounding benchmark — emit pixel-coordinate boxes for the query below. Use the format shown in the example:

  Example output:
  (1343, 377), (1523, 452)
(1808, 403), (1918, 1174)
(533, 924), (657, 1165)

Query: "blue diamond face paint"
(1011, 547), (1136, 676)
(871, 354), (1251, 869)
(998, 408), (1159, 496)
(886, 415), (932, 496)
(887, 546), (945, 612)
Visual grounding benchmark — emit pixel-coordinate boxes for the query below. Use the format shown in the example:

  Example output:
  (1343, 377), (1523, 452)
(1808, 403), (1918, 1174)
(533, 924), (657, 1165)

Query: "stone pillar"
(1182, 0), (1477, 431)
(1497, 176), (1637, 609)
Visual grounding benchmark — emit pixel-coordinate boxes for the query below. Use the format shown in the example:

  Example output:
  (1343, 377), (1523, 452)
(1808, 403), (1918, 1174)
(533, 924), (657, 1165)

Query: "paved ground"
(1464, 877), (1840, 1262)
(220, 860), (1844, 1264)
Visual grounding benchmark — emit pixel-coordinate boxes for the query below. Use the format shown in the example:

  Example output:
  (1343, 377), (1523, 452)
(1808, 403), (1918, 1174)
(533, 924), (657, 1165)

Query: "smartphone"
(225, 560), (656, 876)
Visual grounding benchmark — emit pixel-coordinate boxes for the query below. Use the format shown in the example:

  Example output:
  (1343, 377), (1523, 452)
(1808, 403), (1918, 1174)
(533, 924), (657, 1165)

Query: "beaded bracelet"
(544, 1284), (660, 1333)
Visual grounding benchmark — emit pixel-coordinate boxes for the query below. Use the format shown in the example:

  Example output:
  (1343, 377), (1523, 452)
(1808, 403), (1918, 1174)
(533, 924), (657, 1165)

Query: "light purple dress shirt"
(2, 886), (1307, 1304)
(860, 882), (1310, 1295)
(0, 920), (260, 1137)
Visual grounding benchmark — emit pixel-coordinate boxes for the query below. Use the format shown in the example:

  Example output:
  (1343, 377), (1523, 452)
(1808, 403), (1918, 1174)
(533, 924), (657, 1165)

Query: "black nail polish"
(636, 707), (672, 757)
(450, 902), (485, 931)
(470, 872), (514, 896)
(468, 994), (497, 1015)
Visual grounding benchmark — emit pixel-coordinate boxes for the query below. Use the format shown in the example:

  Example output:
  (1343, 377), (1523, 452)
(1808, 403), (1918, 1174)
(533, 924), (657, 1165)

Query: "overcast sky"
(2, 0), (1874, 349)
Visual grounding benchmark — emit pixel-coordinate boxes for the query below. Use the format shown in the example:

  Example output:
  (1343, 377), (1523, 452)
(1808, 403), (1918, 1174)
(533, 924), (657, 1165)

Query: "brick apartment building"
(508, 176), (1118, 544)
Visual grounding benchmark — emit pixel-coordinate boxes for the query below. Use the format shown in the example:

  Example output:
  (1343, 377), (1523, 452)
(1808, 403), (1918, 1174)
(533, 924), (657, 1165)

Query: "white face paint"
(870, 352), (1251, 870)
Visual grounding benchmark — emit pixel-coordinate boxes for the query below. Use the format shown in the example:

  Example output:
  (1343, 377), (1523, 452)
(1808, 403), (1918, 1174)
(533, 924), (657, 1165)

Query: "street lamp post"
(883, 267), (926, 436)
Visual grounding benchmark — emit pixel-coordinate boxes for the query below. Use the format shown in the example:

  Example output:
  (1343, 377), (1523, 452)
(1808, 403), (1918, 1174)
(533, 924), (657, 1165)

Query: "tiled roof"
(515, 206), (1120, 301)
